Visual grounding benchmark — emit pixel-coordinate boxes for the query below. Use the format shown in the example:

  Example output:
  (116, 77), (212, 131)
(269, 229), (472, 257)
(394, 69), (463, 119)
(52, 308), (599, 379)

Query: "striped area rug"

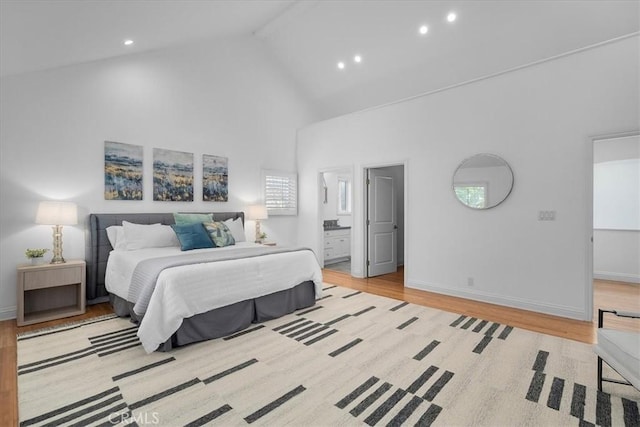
(18, 284), (639, 426)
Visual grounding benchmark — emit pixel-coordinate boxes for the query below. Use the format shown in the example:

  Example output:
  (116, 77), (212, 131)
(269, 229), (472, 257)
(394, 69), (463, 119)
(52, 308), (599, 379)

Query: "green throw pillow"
(203, 222), (236, 247)
(173, 212), (214, 225)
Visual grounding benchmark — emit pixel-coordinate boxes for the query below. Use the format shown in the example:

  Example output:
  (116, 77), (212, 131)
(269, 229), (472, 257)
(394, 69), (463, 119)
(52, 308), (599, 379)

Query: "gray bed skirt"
(110, 280), (316, 351)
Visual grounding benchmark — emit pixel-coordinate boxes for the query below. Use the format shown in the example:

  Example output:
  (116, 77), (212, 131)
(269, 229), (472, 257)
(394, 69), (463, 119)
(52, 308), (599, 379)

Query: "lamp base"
(50, 225), (67, 264)
(255, 220), (263, 244)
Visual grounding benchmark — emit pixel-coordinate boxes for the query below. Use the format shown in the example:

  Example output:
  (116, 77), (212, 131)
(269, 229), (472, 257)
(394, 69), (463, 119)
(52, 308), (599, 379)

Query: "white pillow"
(122, 221), (180, 250)
(106, 225), (127, 250)
(224, 217), (246, 242)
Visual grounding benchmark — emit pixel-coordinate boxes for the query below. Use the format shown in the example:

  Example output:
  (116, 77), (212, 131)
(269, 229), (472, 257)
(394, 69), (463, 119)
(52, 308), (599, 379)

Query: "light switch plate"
(538, 210), (556, 221)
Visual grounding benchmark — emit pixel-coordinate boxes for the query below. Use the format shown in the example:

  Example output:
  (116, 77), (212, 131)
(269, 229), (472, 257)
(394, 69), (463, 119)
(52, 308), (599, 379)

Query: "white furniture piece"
(17, 259), (86, 326)
(593, 308), (640, 391)
(324, 228), (351, 265)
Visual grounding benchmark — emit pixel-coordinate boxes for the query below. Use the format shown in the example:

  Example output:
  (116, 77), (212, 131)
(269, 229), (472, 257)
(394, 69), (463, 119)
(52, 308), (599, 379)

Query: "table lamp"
(247, 204), (268, 243)
(35, 201), (78, 264)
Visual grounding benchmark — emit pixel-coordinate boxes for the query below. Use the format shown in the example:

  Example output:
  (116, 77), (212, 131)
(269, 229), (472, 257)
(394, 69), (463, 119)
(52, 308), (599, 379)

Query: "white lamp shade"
(35, 201), (78, 225)
(247, 204), (268, 220)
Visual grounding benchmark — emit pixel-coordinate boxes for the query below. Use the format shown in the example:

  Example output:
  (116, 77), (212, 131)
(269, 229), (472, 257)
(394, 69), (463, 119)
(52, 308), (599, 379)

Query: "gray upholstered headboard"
(85, 212), (244, 304)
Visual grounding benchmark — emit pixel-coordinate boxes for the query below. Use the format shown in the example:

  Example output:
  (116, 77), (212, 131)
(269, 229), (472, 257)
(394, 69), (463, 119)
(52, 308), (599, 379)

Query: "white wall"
(0, 36), (317, 319)
(594, 158), (640, 230)
(297, 36), (640, 320)
(593, 230), (640, 283)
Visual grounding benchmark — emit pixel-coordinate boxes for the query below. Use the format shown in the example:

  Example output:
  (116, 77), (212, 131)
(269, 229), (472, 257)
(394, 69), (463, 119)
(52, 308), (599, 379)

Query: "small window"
(263, 170), (297, 216)
(337, 176), (351, 215)
(454, 183), (487, 209)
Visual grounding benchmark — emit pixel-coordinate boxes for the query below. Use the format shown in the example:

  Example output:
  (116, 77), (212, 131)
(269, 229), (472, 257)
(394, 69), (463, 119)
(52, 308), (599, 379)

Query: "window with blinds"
(263, 170), (297, 216)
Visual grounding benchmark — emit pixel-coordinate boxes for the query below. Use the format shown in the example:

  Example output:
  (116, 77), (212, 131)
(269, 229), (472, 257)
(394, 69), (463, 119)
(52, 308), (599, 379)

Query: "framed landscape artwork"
(104, 141), (143, 200)
(153, 148), (194, 201)
(203, 154), (228, 202)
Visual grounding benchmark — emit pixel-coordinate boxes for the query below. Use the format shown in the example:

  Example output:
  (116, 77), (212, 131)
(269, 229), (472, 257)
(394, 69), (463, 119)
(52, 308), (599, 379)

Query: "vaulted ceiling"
(2, 0), (638, 119)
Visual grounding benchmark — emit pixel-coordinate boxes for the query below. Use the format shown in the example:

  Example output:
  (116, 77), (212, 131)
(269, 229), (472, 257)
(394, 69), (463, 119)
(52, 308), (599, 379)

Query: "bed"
(86, 212), (323, 352)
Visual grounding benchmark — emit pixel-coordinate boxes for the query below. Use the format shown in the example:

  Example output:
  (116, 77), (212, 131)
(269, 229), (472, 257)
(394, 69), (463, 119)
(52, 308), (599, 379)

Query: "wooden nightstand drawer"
(23, 267), (82, 290)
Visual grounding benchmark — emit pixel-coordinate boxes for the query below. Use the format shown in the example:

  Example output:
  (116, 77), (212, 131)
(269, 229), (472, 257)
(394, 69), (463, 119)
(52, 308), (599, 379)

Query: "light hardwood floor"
(323, 268), (640, 342)
(1, 270), (638, 426)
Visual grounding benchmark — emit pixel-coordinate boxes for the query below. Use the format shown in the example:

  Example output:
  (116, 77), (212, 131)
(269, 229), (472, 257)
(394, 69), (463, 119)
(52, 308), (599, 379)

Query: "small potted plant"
(25, 248), (48, 265)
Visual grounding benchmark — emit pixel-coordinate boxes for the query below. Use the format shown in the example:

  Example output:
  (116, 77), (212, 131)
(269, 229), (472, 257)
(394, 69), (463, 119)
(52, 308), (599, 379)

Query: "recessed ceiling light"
(354, 55), (362, 63)
(447, 12), (457, 23)
(124, 39), (134, 46)
(337, 62), (345, 70)
(419, 25), (428, 35)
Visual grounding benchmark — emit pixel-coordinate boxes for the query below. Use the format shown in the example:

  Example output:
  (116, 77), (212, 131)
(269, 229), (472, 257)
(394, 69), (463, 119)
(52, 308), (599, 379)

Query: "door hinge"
(366, 178), (370, 185)
(367, 260), (370, 266)
(367, 219), (370, 226)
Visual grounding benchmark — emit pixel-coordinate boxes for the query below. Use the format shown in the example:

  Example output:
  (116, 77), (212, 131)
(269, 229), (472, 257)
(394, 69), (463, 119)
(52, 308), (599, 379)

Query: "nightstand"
(17, 259), (86, 326)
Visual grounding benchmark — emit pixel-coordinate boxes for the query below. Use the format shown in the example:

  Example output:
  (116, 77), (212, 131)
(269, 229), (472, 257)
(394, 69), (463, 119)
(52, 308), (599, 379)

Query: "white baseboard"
(406, 279), (588, 321)
(594, 271), (640, 284)
(0, 305), (17, 321)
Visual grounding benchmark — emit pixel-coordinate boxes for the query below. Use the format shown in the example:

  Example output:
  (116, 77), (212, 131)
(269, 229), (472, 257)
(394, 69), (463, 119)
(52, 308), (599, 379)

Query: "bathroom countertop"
(324, 226), (351, 231)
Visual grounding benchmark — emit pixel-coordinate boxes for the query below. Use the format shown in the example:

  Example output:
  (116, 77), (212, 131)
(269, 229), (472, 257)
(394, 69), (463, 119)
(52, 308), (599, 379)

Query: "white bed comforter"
(105, 243), (323, 352)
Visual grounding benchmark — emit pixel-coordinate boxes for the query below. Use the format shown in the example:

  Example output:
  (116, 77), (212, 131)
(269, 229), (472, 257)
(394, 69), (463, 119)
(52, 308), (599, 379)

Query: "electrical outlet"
(467, 277), (474, 286)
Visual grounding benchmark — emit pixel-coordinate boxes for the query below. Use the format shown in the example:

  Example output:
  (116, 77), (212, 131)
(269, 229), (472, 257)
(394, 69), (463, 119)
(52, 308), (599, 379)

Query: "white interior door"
(367, 168), (397, 276)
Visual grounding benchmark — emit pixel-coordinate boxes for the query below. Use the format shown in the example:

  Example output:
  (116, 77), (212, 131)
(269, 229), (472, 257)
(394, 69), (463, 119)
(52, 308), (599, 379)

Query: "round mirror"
(453, 153), (514, 209)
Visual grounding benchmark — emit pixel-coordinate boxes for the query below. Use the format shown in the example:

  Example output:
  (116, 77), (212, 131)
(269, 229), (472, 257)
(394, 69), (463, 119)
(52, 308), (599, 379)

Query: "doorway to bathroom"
(320, 167), (353, 274)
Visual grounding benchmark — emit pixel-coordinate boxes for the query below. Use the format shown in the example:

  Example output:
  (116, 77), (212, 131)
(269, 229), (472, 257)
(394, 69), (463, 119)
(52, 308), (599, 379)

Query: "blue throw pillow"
(171, 223), (214, 251)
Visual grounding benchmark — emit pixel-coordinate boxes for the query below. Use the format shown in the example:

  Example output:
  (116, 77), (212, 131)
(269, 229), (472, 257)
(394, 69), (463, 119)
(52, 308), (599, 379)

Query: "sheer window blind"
(263, 170), (297, 216)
